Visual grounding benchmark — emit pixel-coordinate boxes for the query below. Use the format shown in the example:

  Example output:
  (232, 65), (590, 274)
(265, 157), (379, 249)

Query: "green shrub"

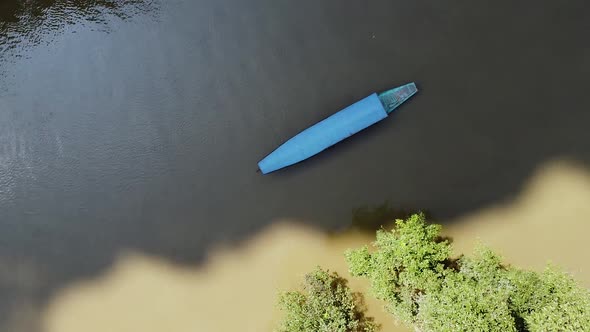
(509, 266), (590, 331)
(277, 267), (379, 332)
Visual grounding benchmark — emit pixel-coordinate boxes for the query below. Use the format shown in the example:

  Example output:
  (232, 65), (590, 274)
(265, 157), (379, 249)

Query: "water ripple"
(0, 0), (158, 60)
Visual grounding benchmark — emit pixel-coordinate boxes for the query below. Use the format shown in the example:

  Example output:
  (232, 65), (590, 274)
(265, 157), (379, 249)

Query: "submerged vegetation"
(278, 214), (590, 332)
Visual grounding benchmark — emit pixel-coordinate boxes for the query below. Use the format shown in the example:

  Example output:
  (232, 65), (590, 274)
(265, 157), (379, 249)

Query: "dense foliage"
(345, 213), (590, 332)
(277, 214), (590, 331)
(277, 268), (379, 332)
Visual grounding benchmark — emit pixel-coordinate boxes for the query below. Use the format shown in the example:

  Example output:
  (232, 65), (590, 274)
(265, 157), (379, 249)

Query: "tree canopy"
(278, 214), (590, 332)
(277, 267), (379, 332)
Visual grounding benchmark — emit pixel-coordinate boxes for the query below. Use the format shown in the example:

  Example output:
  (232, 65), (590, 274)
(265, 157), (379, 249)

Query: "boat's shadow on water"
(265, 92), (421, 179)
(259, 77), (424, 180)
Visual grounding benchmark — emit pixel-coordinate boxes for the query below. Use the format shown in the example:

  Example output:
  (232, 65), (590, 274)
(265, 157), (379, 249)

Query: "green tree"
(277, 267), (379, 332)
(345, 213), (590, 332)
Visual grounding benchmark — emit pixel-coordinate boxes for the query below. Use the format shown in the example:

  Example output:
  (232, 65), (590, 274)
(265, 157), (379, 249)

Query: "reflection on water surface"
(1, 0), (157, 57)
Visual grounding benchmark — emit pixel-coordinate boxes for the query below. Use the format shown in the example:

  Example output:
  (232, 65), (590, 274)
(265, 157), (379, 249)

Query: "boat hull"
(258, 93), (387, 174)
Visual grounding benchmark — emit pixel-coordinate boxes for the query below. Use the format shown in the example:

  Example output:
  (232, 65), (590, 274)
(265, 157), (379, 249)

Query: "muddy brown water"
(42, 161), (590, 332)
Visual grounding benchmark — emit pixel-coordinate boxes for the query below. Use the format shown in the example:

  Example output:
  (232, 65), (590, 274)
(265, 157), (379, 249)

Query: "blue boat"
(258, 82), (418, 174)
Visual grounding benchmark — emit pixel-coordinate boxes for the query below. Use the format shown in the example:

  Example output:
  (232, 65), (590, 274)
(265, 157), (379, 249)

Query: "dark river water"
(0, 0), (589, 330)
